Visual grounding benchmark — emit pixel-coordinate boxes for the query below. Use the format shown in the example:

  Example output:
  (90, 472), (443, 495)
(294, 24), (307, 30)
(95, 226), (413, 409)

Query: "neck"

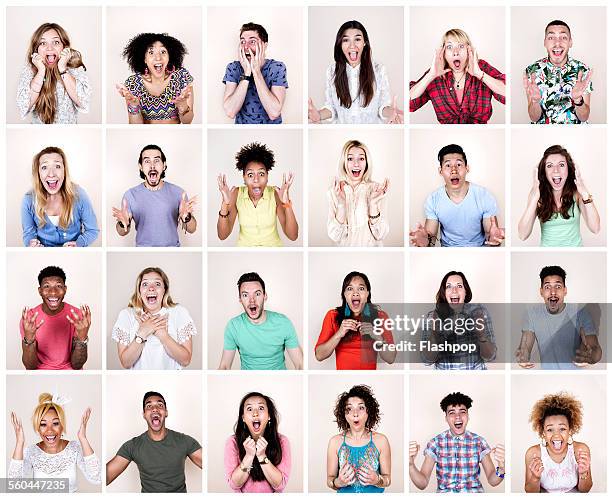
(46, 192), (62, 202)
(445, 181), (469, 199)
(247, 310), (267, 325)
(42, 302), (64, 316)
(346, 177), (363, 188)
(347, 427), (368, 440)
(550, 56), (569, 68)
(546, 445), (569, 463)
(144, 180), (164, 191)
(39, 440), (63, 454)
(147, 426), (167, 441)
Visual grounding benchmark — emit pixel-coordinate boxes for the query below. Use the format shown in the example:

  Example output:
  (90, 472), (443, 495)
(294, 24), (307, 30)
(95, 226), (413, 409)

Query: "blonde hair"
(337, 140), (373, 183)
(31, 146), (76, 230)
(128, 267), (176, 309)
(440, 29), (473, 70)
(32, 393), (66, 433)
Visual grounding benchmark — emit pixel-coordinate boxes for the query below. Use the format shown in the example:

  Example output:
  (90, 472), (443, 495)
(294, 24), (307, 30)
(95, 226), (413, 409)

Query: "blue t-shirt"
(424, 183), (498, 247)
(222, 59), (288, 124)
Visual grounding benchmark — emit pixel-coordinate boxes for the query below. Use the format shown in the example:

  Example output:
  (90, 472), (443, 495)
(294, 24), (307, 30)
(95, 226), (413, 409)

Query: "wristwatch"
(239, 74), (253, 83)
(23, 336), (36, 346)
(573, 96), (584, 107)
(258, 456), (270, 465)
(135, 334), (147, 344)
(73, 336), (89, 346)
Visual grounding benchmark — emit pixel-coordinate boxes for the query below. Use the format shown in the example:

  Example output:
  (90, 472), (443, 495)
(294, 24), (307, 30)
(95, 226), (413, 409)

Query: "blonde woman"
(21, 146), (99, 247)
(111, 267), (197, 370)
(327, 140), (389, 247)
(9, 393), (101, 492)
(17, 23), (91, 124)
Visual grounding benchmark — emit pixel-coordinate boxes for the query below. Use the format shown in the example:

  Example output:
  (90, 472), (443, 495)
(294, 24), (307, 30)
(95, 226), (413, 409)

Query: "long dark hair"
(334, 271), (377, 328)
(234, 392), (282, 482)
(536, 145), (577, 222)
(333, 21), (375, 109)
(435, 271), (472, 319)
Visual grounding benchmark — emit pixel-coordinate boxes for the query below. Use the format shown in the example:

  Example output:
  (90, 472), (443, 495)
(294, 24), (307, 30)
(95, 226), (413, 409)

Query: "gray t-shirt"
(123, 182), (184, 247)
(117, 429), (201, 492)
(521, 303), (596, 369)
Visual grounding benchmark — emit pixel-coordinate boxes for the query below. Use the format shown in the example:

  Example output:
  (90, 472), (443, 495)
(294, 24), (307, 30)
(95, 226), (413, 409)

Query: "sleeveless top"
(337, 432), (383, 493)
(539, 442), (579, 493)
(540, 201), (582, 247)
(236, 185), (282, 247)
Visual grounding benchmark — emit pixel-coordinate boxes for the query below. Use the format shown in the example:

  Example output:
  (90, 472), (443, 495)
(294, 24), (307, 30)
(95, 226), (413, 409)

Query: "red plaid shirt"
(410, 59), (505, 124)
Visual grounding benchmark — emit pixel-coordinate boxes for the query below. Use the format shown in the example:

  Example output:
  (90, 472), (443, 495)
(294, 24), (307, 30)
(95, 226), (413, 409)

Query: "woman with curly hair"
(326, 385), (390, 493)
(21, 146), (99, 247)
(216, 142), (298, 246)
(308, 20), (402, 124)
(525, 392), (592, 492)
(116, 33), (194, 124)
(224, 392), (291, 492)
(518, 145), (600, 247)
(17, 23), (91, 124)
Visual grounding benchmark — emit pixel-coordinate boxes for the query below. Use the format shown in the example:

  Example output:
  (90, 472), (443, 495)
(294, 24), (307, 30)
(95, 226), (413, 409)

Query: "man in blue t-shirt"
(222, 22), (288, 124)
(111, 144), (198, 247)
(410, 144), (505, 247)
(218, 272), (303, 370)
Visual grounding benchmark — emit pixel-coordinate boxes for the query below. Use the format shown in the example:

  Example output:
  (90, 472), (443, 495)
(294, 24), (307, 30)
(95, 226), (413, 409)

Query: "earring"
(144, 67), (149, 76)
(541, 437), (547, 447)
(568, 436), (574, 445)
(344, 303), (351, 317)
(363, 303), (371, 319)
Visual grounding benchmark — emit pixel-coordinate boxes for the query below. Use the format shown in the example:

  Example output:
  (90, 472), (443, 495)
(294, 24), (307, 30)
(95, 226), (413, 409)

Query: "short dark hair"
(240, 22), (268, 43)
(143, 391), (166, 409)
(235, 142), (275, 172)
(237, 272), (266, 293)
(440, 392), (473, 413)
(333, 385), (381, 432)
(138, 145), (167, 180)
(438, 144), (467, 166)
(545, 20), (571, 37)
(38, 266), (66, 286)
(122, 33), (187, 74)
(539, 266), (567, 286)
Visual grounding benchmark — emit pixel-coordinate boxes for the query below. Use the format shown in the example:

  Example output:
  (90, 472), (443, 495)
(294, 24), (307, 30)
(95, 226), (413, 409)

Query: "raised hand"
(574, 165), (590, 199)
(66, 305), (91, 340)
(385, 95), (404, 124)
(574, 329), (595, 366)
(171, 85), (192, 113)
(58, 47), (71, 73)
(217, 174), (236, 205)
(571, 69), (592, 102)
(274, 172), (294, 204)
(485, 218), (505, 246)
(523, 73), (542, 104)
(243, 436), (257, 458)
(179, 192), (197, 221)
(11, 412), (25, 446)
(77, 407), (91, 441)
(135, 312), (164, 339)
(251, 40), (266, 73)
(338, 319), (359, 338)
(491, 444), (505, 468)
(515, 346), (535, 369)
(333, 178), (347, 204)
(409, 440), (420, 464)
(238, 42), (252, 76)
(31, 53), (47, 73)
(430, 48), (451, 80)
(357, 463), (379, 486)
(308, 97), (321, 123)
(115, 83), (140, 107)
(528, 166), (540, 203)
(409, 223), (429, 247)
(255, 436), (268, 458)
(528, 454), (544, 480)
(112, 199), (132, 228)
(336, 462), (356, 487)
(22, 307), (44, 341)
(576, 448), (590, 474)
(467, 46), (484, 79)
(369, 178), (390, 207)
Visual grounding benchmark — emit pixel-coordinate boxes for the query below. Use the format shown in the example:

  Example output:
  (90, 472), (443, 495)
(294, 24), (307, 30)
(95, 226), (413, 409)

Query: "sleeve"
(521, 308), (534, 333)
(478, 59), (506, 104)
(321, 64), (337, 120)
(21, 193), (39, 247)
(173, 305), (197, 344)
(74, 441), (102, 485)
(224, 436), (243, 491)
(68, 67), (91, 113)
(424, 437), (438, 460)
(375, 64), (392, 121)
(176, 67), (194, 91)
(478, 436), (491, 461)
(75, 187), (99, 247)
(272, 435), (292, 492)
(223, 62), (241, 84)
(315, 310), (339, 351)
(17, 65), (34, 119)
(479, 187), (498, 219)
(326, 188), (348, 243)
(282, 316), (300, 349)
(111, 309), (134, 345)
(223, 318), (238, 350)
(268, 61), (288, 88)
(409, 69), (432, 112)
(578, 307), (596, 336)
(8, 446), (33, 478)
(182, 432), (202, 456)
(116, 439), (134, 462)
(424, 191), (438, 221)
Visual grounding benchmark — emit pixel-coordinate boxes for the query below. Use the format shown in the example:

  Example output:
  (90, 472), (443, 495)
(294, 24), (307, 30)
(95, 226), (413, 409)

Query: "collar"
(443, 428), (471, 441)
(544, 55), (575, 72)
(346, 62), (361, 74)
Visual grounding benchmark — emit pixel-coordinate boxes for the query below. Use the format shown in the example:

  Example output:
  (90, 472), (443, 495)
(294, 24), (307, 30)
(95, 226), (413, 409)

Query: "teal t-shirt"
(223, 310), (299, 370)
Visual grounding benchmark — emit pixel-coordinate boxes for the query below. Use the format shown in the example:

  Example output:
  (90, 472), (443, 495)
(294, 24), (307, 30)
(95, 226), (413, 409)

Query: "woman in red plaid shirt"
(410, 29), (505, 124)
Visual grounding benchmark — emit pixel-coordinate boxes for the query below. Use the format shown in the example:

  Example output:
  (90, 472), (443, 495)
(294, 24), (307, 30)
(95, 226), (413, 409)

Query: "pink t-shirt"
(20, 303), (76, 370)
(224, 434), (291, 492)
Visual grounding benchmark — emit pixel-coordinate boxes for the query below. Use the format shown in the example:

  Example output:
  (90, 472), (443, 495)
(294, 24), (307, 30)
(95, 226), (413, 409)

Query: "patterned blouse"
(124, 67), (193, 121)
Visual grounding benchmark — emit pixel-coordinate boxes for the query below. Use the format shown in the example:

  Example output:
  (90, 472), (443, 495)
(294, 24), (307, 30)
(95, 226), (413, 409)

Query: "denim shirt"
(21, 186), (99, 247)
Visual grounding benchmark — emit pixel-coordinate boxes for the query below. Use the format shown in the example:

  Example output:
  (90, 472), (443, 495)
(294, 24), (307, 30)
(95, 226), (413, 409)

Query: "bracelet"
(580, 471), (589, 480)
(281, 200), (292, 209)
(239, 462), (252, 473)
(376, 474), (384, 487)
(218, 210), (229, 218)
(427, 234), (438, 247)
(127, 103), (141, 115)
(179, 105), (191, 116)
(328, 477), (339, 490)
(117, 220), (131, 230)
(582, 194), (593, 204)
(573, 96), (585, 107)
(59, 70), (67, 76)
(22, 336), (36, 346)
(495, 466), (505, 479)
(368, 212), (381, 220)
(72, 337), (89, 347)
(181, 213), (192, 224)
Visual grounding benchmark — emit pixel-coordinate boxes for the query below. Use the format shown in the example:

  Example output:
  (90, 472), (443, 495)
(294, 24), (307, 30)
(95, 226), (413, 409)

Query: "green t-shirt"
(223, 310), (299, 370)
(117, 429), (201, 492)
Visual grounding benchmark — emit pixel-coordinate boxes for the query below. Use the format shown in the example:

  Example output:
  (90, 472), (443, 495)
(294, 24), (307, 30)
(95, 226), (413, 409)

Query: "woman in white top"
(524, 392), (592, 493)
(308, 20), (403, 124)
(9, 393), (101, 492)
(17, 23), (91, 124)
(327, 140), (389, 247)
(111, 267), (197, 370)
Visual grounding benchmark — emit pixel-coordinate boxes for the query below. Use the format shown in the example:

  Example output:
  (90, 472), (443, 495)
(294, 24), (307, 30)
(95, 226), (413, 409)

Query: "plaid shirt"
(425, 429), (490, 493)
(410, 59), (505, 124)
(525, 57), (593, 124)
(420, 304), (496, 370)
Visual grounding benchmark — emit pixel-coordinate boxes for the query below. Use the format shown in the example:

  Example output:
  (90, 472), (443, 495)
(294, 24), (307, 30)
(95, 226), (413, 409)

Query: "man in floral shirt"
(523, 20), (593, 124)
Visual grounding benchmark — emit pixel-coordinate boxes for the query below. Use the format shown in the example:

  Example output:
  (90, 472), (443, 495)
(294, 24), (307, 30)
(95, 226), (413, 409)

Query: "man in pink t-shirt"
(20, 266), (91, 370)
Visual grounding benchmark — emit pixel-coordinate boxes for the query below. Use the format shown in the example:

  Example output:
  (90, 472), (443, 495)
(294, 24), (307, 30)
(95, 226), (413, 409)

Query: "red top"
(315, 308), (394, 370)
(410, 59), (505, 124)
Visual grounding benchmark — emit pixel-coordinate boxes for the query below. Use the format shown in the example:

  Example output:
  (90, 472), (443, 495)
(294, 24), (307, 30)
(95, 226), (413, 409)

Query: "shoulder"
(266, 59), (286, 71)
(173, 67), (193, 85)
(467, 430), (488, 445)
(225, 434), (239, 451)
(325, 63), (335, 78)
(372, 431), (389, 447)
(570, 58), (590, 70)
(328, 433), (343, 449)
(125, 73), (141, 87)
(163, 181), (183, 193)
(324, 309), (339, 320)
(278, 433), (291, 446)
(526, 58), (546, 73)
(169, 304), (191, 318)
(226, 60), (241, 71)
(427, 186), (445, 201)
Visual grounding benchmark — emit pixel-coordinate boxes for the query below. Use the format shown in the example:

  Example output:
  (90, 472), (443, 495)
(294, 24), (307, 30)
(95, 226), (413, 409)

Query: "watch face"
(135, 336), (143, 344)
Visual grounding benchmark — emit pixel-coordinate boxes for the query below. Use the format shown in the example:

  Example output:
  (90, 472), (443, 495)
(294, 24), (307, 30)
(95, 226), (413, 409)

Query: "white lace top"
(111, 305), (197, 370)
(8, 440), (101, 493)
(539, 442), (579, 493)
(322, 61), (391, 124)
(16, 65), (91, 124)
(327, 181), (389, 246)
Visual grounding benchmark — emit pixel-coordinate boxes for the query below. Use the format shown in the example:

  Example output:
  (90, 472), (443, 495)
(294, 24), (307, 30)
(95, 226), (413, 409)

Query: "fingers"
(522, 73), (529, 89)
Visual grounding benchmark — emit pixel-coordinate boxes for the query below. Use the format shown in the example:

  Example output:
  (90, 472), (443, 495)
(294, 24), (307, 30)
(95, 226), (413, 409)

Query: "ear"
(539, 287), (545, 299)
(264, 292), (268, 303)
(465, 164), (470, 174)
(569, 38), (573, 49)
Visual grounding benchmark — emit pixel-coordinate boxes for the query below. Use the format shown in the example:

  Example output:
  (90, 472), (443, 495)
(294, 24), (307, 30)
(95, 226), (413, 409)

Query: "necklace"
(453, 73), (466, 89)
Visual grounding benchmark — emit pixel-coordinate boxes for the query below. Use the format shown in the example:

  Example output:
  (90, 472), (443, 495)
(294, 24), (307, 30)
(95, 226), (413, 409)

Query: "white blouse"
(17, 65), (91, 124)
(111, 305), (197, 370)
(327, 181), (389, 247)
(8, 440), (101, 493)
(322, 61), (391, 124)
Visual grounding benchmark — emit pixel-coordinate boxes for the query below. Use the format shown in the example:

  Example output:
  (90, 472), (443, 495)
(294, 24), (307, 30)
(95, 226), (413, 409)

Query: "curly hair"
(122, 33), (187, 74)
(536, 145), (577, 223)
(333, 385), (381, 432)
(235, 142), (275, 172)
(529, 392), (583, 435)
(440, 392), (473, 412)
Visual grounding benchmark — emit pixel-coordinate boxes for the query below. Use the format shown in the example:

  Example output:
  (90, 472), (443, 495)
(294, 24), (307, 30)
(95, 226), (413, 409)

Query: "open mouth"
(248, 305), (258, 315)
(450, 176), (460, 186)
(252, 420), (261, 431)
(45, 435), (57, 443)
(347, 50), (359, 63)
(46, 179), (60, 190)
(46, 297), (60, 308)
(151, 414), (161, 426)
(153, 63), (163, 73)
(452, 58), (462, 70)
(252, 187), (262, 196)
(551, 175), (563, 187)
(146, 294), (158, 305)
(351, 169), (361, 178)
(450, 297), (460, 303)
(551, 439), (562, 450)
(453, 421), (464, 431)
(351, 299), (361, 309)
(46, 54), (57, 64)
(552, 48), (564, 58)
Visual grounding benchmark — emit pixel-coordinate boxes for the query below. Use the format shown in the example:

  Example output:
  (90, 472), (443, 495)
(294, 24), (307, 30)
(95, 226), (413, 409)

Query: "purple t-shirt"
(123, 182), (184, 247)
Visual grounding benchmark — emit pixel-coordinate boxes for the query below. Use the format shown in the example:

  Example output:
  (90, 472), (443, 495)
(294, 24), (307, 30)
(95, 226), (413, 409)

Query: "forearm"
(230, 456), (254, 488)
(581, 201), (600, 233)
(29, 73), (45, 108)
(12, 441), (24, 460)
(118, 341), (144, 369)
(577, 471), (592, 492)
(524, 478), (541, 493)
(224, 82), (249, 118)
(22, 343), (39, 369)
(315, 334), (342, 361)
(333, 204), (347, 225)
(409, 73), (433, 101)
(527, 99), (542, 122)
(70, 343), (88, 370)
(217, 203), (235, 240)
(576, 103), (590, 122)
(518, 198), (538, 240)
(260, 461), (283, 489)
(481, 72), (505, 97)
(78, 435), (94, 457)
(178, 104), (194, 124)
(408, 463), (428, 490)
(280, 207), (299, 240)
(253, 72), (282, 119)
(478, 338), (497, 362)
(60, 73), (81, 107)
(127, 110), (144, 124)
(421, 330), (440, 363)
(158, 334), (191, 367)
(317, 107), (333, 121)
(184, 216), (197, 234)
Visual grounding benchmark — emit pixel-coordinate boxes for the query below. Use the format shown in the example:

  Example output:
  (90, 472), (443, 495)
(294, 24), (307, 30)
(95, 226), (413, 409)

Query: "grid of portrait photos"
(1, 1), (610, 496)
